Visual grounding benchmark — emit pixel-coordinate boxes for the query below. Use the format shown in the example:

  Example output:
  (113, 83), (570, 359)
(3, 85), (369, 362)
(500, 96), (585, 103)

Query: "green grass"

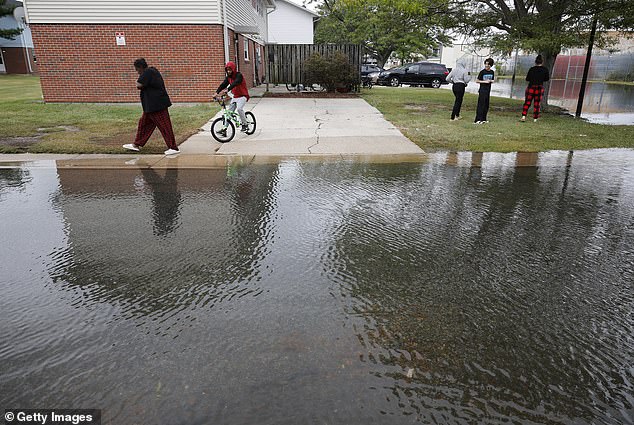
(361, 86), (634, 152)
(0, 75), (216, 154)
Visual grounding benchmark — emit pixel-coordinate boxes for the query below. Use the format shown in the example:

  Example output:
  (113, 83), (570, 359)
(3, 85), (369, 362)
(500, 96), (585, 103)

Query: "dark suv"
(377, 62), (449, 88)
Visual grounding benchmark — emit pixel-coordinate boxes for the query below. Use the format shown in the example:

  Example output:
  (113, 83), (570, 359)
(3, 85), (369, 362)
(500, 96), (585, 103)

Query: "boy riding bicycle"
(214, 61), (250, 134)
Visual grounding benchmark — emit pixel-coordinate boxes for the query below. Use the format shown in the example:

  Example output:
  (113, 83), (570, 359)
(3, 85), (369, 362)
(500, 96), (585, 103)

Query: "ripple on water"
(1, 156), (633, 423)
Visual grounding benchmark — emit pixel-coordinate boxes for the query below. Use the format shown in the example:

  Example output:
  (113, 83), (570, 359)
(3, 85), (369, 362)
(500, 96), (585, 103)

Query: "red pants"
(134, 109), (177, 149)
(522, 85), (545, 119)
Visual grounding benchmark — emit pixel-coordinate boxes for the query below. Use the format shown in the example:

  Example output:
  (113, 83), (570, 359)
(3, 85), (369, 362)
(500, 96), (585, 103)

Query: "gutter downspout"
(15, 2), (33, 73)
(265, 2), (277, 92)
(222, 0), (229, 63)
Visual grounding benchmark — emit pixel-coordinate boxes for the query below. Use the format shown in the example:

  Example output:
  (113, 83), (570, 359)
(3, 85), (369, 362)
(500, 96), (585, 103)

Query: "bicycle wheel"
(211, 117), (235, 143)
(309, 83), (326, 92)
(244, 112), (257, 135)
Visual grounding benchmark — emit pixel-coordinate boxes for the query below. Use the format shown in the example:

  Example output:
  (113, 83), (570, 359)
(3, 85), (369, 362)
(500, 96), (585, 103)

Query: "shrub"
(304, 51), (359, 92)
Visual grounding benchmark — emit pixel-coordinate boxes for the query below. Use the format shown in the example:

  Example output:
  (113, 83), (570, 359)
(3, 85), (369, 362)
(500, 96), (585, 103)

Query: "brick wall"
(30, 24), (259, 103)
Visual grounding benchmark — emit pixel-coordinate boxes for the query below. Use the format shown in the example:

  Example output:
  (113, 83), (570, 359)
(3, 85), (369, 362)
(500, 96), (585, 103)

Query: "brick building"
(21, 0), (274, 102)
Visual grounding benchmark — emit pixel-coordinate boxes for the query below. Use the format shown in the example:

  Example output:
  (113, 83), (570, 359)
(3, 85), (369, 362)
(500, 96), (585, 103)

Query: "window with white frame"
(244, 39), (249, 61)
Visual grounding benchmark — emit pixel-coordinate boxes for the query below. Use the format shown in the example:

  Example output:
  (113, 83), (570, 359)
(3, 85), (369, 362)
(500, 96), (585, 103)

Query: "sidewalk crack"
(308, 100), (324, 153)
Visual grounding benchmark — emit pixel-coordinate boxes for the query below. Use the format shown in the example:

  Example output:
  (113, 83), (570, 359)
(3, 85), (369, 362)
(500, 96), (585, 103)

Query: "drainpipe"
(222, 0), (229, 63)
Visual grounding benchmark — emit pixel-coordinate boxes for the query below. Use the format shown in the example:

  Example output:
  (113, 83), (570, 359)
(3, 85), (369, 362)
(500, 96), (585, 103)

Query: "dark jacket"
(137, 67), (172, 113)
(526, 66), (550, 87)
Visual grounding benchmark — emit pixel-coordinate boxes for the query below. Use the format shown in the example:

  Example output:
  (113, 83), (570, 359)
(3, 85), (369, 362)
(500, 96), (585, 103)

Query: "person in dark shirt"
(521, 55), (550, 122)
(123, 58), (180, 155)
(474, 58), (495, 124)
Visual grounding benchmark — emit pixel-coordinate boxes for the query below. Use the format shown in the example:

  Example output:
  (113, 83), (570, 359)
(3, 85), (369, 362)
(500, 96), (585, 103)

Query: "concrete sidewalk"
(179, 94), (424, 156)
(0, 89), (426, 167)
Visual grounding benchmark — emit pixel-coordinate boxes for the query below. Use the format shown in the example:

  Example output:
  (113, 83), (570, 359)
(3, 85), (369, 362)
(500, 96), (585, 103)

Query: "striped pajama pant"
(522, 85), (545, 119)
(134, 109), (177, 150)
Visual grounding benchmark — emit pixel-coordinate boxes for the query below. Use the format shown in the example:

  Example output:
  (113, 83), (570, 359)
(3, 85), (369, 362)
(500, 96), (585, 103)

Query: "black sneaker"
(240, 125), (249, 133)
(217, 128), (227, 137)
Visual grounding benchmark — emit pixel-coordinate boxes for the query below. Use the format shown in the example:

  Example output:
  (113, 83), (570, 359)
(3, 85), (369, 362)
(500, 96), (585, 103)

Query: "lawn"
(361, 86), (634, 152)
(0, 75), (215, 154)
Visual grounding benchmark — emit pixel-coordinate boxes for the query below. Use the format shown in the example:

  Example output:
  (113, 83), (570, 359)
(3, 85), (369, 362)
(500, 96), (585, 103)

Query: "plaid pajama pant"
(522, 85), (545, 119)
(134, 109), (177, 150)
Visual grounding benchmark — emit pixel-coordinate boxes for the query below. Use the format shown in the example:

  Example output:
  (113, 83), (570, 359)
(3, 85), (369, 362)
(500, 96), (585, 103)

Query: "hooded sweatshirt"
(446, 61), (471, 85)
(216, 61), (250, 100)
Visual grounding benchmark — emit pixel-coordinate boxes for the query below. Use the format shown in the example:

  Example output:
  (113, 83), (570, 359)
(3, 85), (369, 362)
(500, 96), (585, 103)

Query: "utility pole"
(575, 15), (598, 118)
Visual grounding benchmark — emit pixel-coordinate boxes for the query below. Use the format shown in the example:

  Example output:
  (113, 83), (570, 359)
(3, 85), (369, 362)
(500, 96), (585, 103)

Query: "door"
(0, 49), (6, 73)
(418, 64), (434, 85)
(403, 64), (420, 84)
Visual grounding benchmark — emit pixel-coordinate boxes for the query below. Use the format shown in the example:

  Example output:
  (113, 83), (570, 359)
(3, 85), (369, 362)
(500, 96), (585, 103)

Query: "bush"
(304, 51), (358, 92)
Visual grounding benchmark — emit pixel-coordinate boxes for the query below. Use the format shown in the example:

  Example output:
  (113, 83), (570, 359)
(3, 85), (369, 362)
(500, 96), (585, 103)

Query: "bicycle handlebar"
(213, 94), (230, 104)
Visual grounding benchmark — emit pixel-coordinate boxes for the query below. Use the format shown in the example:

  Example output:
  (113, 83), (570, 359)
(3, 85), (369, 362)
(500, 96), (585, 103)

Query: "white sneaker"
(164, 148), (180, 155)
(123, 143), (140, 152)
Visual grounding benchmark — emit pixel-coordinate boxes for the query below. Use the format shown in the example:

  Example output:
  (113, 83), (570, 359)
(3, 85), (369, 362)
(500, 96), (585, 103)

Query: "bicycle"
(210, 95), (257, 143)
(285, 82), (326, 92)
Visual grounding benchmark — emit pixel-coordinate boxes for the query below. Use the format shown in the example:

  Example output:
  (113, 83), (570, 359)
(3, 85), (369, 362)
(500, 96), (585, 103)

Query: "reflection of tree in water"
(321, 157), (634, 423)
(48, 165), (280, 323)
(140, 168), (181, 237)
(0, 168), (32, 198)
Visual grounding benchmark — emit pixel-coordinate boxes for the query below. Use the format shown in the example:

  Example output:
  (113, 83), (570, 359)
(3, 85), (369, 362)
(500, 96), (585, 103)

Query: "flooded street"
(1, 151), (633, 424)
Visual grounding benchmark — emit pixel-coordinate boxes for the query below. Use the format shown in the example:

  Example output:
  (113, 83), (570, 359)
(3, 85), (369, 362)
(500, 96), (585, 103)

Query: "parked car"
(361, 64), (384, 78)
(377, 62), (449, 88)
(361, 64), (384, 88)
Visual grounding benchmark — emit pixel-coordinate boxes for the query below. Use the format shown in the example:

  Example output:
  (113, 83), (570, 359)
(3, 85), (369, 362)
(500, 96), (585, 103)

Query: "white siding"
(268, 0), (314, 44)
(225, 0), (268, 42)
(23, 0), (222, 24)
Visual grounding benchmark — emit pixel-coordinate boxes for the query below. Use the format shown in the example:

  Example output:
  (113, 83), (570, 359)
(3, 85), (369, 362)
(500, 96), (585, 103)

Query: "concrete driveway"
(178, 96), (424, 156)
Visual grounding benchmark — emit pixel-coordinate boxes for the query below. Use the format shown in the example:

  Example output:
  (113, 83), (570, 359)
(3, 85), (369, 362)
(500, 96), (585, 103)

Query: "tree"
(310, 0), (453, 68)
(1, 0), (23, 40)
(457, 0), (634, 105)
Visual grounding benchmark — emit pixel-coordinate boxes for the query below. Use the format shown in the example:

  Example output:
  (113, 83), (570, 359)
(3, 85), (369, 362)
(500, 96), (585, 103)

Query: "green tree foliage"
(311, 0), (452, 68)
(1, 0), (23, 40)
(457, 0), (634, 96)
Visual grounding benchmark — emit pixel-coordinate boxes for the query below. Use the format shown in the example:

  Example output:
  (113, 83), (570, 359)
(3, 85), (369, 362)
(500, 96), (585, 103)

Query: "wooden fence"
(266, 44), (362, 85)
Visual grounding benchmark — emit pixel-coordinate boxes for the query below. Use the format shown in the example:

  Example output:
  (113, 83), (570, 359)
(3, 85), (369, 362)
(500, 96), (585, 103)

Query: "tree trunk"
(376, 50), (393, 69)
(541, 51), (559, 108)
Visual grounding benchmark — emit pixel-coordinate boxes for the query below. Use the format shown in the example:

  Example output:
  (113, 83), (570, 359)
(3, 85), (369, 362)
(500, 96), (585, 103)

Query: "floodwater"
(443, 79), (634, 125)
(1, 152), (634, 424)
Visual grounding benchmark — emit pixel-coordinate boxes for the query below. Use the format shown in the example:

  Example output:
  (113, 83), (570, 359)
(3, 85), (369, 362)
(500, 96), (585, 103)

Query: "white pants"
(229, 96), (248, 126)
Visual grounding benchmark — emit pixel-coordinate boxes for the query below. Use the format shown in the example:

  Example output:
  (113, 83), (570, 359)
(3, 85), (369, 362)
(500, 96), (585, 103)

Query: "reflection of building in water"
(50, 164), (280, 316)
(515, 151), (539, 168)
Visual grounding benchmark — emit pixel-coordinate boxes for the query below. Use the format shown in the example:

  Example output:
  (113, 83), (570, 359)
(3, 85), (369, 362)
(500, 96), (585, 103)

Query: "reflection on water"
(444, 79), (634, 125)
(1, 152), (633, 424)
